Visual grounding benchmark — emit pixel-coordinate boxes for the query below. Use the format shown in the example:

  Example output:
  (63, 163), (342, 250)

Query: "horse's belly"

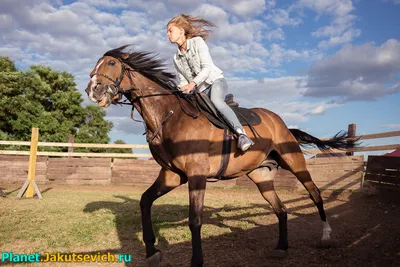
(208, 146), (271, 178)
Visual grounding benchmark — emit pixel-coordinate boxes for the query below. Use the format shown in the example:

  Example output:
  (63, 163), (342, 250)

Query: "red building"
(385, 149), (400, 157)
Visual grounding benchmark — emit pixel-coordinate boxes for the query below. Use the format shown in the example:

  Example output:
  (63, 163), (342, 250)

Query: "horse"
(85, 45), (353, 267)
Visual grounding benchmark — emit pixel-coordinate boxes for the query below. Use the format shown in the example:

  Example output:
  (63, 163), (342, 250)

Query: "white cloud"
(227, 76), (306, 102)
(265, 28), (285, 41)
(281, 112), (308, 123)
(167, 0), (198, 4)
(297, 0), (354, 17)
(266, 0), (277, 9)
(308, 105), (327, 115)
(265, 8), (302, 26)
(304, 39), (400, 101)
(0, 14), (12, 30)
(0, 47), (29, 61)
(194, 4), (257, 44)
(295, 0), (360, 48)
(268, 44), (323, 67)
(92, 12), (121, 25)
(306, 102), (343, 115)
(211, 0), (267, 17)
(120, 11), (151, 35)
(105, 115), (145, 135)
(78, 0), (128, 8)
(312, 14), (356, 37)
(211, 45), (267, 74)
(317, 27), (361, 48)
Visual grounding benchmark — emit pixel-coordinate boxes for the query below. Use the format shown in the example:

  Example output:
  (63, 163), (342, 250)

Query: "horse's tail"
(288, 128), (358, 153)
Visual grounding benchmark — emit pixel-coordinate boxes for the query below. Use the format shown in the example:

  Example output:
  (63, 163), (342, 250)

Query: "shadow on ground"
(76, 189), (400, 266)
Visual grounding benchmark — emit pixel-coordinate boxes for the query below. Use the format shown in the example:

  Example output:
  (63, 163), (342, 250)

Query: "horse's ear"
(121, 53), (129, 60)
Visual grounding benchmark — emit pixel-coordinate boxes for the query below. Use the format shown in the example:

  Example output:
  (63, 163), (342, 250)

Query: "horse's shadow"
(81, 195), (279, 266)
(77, 188), (400, 267)
(80, 192), (337, 267)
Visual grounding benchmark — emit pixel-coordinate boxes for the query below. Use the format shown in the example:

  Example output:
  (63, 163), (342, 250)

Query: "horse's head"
(86, 46), (179, 108)
(85, 54), (129, 108)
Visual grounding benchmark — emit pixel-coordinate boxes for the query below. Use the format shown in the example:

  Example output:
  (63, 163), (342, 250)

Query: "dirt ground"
(156, 186), (400, 267)
(1, 183), (400, 267)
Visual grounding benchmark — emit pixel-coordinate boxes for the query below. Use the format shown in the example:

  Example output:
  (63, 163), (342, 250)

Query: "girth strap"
(208, 127), (232, 182)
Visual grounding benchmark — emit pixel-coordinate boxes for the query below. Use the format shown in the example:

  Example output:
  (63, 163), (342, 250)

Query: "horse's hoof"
(317, 239), (332, 249)
(271, 249), (288, 258)
(146, 251), (162, 267)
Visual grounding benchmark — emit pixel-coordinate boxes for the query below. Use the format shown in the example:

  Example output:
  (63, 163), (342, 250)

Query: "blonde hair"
(167, 14), (216, 40)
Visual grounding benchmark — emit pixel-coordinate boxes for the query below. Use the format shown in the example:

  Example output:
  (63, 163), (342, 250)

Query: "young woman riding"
(167, 14), (254, 152)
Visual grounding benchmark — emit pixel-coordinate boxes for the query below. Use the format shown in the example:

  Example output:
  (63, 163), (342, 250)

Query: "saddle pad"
(189, 92), (262, 129)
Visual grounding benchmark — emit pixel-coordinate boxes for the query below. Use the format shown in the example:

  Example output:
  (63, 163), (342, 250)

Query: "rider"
(167, 14), (254, 152)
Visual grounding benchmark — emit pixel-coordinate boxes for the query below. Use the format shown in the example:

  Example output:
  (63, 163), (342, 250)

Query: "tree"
(107, 140), (133, 154)
(0, 57), (113, 152)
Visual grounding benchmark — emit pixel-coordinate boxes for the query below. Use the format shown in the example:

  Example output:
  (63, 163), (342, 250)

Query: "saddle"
(186, 92), (262, 181)
(187, 92), (262, 130)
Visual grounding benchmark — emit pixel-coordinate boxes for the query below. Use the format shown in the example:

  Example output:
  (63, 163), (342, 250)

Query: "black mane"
(103, 45), (178, 91)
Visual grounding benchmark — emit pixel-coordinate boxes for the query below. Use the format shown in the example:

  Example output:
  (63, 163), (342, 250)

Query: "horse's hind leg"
(140, 169), (187, 266)
(247, 167), (288, 257)
(278, 150), (332, 247)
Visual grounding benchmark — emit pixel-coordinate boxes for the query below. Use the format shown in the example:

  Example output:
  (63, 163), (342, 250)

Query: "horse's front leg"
(188, 174), (207, 267)
(140, 169), (186, 267)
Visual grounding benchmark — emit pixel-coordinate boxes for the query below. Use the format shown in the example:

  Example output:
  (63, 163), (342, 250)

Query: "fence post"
(346, 123), (356, 156)
(68, 135), (74, 158)
(16, 128), (42, 199)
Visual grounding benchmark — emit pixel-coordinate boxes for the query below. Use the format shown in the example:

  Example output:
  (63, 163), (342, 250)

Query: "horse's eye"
(108, 60), (116, 66)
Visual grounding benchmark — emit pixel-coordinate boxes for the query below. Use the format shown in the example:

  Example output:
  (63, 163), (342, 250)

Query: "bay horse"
(85, 46), (352, 267)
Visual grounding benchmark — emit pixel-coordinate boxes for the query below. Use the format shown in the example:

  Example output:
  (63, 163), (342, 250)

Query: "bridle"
(90, 57), (133, 100)
(90, 55), (199, 143)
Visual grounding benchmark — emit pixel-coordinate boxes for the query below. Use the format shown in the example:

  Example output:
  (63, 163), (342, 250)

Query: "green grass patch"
(0, 184), (286, 255)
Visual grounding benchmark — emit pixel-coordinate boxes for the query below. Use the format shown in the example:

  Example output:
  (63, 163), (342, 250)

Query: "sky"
(1, 0), (399, 157)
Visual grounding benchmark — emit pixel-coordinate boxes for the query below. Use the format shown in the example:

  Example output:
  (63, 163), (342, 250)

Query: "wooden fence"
(1, 125), (399, 191)
(0, 155), (363, 190)
(364, 156), (400, 187)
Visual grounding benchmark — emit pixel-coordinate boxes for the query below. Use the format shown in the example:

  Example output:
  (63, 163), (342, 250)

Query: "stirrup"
(237, 134), (254, 152)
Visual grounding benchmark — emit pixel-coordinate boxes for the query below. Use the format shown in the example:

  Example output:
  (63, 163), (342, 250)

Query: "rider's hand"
(180, 82), (197, 94)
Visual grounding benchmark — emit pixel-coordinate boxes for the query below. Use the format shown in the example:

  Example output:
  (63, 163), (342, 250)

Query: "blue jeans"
(207, 78), (243, 131)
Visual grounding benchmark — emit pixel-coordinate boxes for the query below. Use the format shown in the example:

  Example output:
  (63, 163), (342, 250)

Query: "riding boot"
(235, 128), (255, 152)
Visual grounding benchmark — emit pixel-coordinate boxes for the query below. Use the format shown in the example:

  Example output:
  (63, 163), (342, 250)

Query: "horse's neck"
(130, 72), (177, 137)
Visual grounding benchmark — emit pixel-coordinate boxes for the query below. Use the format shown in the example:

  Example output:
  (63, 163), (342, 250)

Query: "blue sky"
(1, 0), (399, 157)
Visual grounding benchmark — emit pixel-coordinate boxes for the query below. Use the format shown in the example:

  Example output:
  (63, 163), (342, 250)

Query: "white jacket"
(173, 36), (223, 92)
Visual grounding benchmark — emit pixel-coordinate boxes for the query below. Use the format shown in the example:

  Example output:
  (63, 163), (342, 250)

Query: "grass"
(0, 184), (280, 255)
(1, 189), (124, 253)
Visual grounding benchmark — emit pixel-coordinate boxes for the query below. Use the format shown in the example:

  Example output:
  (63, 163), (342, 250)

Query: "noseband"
(90, 57), (131, 99)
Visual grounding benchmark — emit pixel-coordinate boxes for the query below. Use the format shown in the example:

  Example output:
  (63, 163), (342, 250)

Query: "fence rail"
(305, 144), (400, 154)
(0, 141), (149, 148)
(1, 128), (399, 158)
(0, 150), (151, 158)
